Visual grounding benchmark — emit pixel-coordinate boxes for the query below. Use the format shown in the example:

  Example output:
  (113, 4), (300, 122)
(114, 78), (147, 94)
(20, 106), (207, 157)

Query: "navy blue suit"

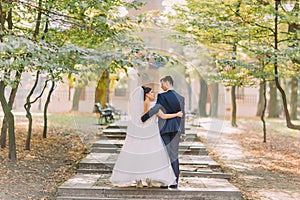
(141, 89), (185, 185)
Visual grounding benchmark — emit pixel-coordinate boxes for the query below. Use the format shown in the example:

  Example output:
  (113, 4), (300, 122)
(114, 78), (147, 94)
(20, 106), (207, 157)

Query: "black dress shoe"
(160, 185), (168, 189)
(169, 184), (178, 189)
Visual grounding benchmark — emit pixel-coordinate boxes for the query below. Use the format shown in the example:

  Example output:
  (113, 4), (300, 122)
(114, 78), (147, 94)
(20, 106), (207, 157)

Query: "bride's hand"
(177, 111), (183, 117)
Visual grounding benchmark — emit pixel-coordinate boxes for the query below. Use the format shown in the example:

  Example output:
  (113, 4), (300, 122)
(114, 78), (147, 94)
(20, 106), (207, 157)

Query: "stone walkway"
(56, 119), (242, 200)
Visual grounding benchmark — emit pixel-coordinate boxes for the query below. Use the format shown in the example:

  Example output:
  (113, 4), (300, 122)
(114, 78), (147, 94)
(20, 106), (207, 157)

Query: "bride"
(110, 86), (182, 188)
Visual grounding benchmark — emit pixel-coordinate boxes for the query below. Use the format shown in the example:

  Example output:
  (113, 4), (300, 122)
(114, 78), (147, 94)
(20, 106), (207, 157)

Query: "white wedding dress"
(110, 87), (176, 187)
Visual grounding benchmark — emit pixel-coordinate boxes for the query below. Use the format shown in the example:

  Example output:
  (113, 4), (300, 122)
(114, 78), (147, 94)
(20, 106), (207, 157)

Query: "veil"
(128, 86), (144, 127)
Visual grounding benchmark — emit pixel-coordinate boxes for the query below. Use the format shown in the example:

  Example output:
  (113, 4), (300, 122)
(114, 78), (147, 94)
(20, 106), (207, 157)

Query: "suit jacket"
(141, 89), (185, 135)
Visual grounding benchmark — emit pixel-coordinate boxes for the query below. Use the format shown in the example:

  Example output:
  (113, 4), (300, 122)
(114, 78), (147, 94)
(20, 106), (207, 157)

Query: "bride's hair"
(141, 86), (151, 101)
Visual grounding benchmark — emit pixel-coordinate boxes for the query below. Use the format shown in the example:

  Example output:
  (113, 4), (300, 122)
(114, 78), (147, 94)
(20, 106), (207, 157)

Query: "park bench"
(105, 103), (121, 120)
(95, 103), (114, 125)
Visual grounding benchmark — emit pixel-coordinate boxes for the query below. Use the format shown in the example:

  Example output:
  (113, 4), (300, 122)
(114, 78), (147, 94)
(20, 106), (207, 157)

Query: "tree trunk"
(231, 42), (238, 127)
(273, 0), (300, 130)
(231, 86), (238, 127)
(209, 83), (219, 118)
(7, 7), (12, 30)
(185, 74), (192, 111)
(256, 83), (264, 116)
(0, 6), (15, 149)
(0, 81), (16, 161)
(290, 76), (298, 120)
(95, 70), (109, 108)
(0, 70), (22, 148)
(24, 70), (40, 150)
(274, 75), (300, 130)
(71, 87), (83, 111)
(0, 119), (8, 148)
(260, 80), (267, 143)
(199, 78), (208, 117)
(268, 81), (279, 118)
(43, 80), (55, 138)
(33, 0), (42, 40)
(0, 2), (6, 34)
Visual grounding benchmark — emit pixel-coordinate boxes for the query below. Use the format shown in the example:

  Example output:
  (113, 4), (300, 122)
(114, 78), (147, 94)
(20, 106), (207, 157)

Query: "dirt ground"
(0, 113), (99, 200)
(197, 117), (300, 200)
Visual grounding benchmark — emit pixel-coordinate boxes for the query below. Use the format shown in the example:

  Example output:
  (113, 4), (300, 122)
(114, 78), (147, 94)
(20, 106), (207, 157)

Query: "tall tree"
(95, 70), (110, 108)
(198, 75), (208, 117)
(0, 80), (16, 161)
(290, 76), (298, 120)
(167, 0), (299, 131)
(268, 81), (279, 118)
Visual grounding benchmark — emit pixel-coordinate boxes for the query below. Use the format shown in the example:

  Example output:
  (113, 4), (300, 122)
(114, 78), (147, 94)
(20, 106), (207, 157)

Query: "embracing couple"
(110, 75), (185, 189)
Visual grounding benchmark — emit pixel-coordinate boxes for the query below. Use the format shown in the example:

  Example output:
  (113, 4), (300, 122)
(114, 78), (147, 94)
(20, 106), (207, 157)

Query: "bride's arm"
(157, 110), (183, 119)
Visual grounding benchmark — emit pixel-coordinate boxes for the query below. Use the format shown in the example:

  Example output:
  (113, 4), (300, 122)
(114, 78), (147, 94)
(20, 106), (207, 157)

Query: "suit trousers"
(161, 131), (180, 184)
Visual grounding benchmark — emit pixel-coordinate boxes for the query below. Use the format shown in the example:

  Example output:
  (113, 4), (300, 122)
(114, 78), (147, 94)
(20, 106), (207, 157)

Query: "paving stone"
(57, 174), (242, 200)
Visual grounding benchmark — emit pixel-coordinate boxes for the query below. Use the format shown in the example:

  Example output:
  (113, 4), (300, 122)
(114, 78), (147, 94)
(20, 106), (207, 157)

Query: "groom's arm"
(141, 103), (161, 122)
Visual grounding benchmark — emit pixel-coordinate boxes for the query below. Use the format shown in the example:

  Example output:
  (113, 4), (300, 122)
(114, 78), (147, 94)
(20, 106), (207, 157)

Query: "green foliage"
(164, 0), (299, 87)
(0, 0), (149, 88)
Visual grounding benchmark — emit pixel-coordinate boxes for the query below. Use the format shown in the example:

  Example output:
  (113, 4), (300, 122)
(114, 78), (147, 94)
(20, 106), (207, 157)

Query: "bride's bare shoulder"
(143, 101), (149, 115)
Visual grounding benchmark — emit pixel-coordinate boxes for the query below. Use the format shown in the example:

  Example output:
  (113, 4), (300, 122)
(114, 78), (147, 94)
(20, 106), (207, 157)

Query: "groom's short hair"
(160, 76), (174, 86)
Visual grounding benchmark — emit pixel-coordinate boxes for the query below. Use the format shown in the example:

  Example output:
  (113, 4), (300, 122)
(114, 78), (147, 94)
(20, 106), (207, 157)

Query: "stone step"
(92, 140), (124, 148)
(106, 123), (127, 129)
(91, 140), (208, 153)
(99, 135), (200, 142)
(57, 198), (123, 200)
(79, 153), (220, 168)
(99, 134), (126, 140)
(78, 162), (211, 172)
(180, 157), (220, 169)
(106, 123), (192, 131)
(77, 168), (111, 174)
(92, 147), (120, 154)
(77, 165), (213, 173)
(57, 197), (157, 200)
(99, 133), (199, 142)
(76, 169), (231, 179)
(77, 169), (110, 174)
(102, 129), (127, 135)
(91, 147), (207, 155)
(102, 129), (197, 136)
(57, 174), (242, 200)
(77, 153), (225, 178)
(92, 140), (206, 149)
(181, 171), (231, 179)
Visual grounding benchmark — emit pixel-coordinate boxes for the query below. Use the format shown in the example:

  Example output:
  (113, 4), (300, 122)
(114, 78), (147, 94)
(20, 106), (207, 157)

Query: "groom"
(141, 75), (185, 188)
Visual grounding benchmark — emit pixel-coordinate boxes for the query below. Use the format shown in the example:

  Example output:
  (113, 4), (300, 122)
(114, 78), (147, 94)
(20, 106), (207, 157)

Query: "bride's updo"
(141, 86), (151, 101)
